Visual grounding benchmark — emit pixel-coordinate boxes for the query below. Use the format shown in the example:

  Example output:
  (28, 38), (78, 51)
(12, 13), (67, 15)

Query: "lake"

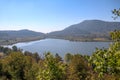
(7, 38), (111, 57)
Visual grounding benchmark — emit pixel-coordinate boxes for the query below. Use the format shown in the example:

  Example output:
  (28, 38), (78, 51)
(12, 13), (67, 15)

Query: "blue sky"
(0, 0), (120, 33)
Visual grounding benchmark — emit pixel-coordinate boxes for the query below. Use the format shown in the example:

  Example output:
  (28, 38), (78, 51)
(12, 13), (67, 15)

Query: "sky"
(0, 0), (120, 33)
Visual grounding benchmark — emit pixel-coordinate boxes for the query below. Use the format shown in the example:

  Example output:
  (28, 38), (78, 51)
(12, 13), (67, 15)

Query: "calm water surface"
(8, 39), (111, 57)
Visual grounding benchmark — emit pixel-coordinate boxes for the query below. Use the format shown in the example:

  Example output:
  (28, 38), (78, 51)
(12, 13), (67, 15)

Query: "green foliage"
(23, 56), (39, 80)
(89, 30), (120, 79)
(2, 52), (25, 80)
(110, 30), (120, 41)
(112, 8), (120, 19)
(24, 51), (41, 63)
(12, 46), (18, 51)
(0, 51), (39, 80)
(37, 52), (66, 80)
(0, 46), (11, 55)
(55, 53), (63, 62)
(64, 53), (73, 64)
(67, 54), (90, 80)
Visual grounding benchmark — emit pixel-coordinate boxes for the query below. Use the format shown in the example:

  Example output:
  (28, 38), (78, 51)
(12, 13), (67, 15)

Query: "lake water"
(7, 39), (111, 57)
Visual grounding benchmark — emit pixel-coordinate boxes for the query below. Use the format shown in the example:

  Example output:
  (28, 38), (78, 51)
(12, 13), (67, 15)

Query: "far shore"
(0, 37), (44, 46)
(0, 37), (112, 46)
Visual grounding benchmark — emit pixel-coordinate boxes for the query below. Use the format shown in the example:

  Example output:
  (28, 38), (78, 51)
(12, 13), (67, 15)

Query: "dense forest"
(0, 30), (120, 80)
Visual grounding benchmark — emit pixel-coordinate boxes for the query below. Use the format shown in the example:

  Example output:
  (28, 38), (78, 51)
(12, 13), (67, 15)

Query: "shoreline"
(0, 37), (45, 46)
(0, 38), (112, 46)
(47, 37), (112, 42)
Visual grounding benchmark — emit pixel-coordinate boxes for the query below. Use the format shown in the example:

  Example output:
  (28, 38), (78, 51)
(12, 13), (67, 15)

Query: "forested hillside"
(0, 29), (45, 45)
(47, 20), (120, 41)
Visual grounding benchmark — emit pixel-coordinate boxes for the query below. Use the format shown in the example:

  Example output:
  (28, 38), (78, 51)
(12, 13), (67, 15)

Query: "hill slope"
(0, 29), (45, 45)
(47, 20), (120, 41)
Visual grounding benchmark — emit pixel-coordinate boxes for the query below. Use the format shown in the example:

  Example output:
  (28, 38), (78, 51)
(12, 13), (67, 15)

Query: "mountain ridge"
(47, 20), (120, 41)
(0, 29), (45, 45)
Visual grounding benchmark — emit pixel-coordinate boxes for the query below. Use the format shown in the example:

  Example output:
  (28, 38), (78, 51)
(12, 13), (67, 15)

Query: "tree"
(33, 52), (41, 63)
(0, 46), (11, 55)
(12, 46), (18, 51)
(24, 51), (41, 63)
(64, 53), (73, 64)
(2, 52), (25, 80)
(1, 51), (39, 80)
(89, 8), (120, 79)
(89, 30), (120, 79)
(55, 53), (62, 62)
(37, 52), (66, 80)
(23, 56), (39, 80)
(67, 54), (90, 80)
(112, 8), (120, 19)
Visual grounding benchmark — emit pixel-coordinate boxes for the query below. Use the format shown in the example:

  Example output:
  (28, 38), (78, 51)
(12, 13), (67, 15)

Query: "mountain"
(47, 20), (120, 41)
(0, 29), (45, 39)
(0, 29), (45, 45)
